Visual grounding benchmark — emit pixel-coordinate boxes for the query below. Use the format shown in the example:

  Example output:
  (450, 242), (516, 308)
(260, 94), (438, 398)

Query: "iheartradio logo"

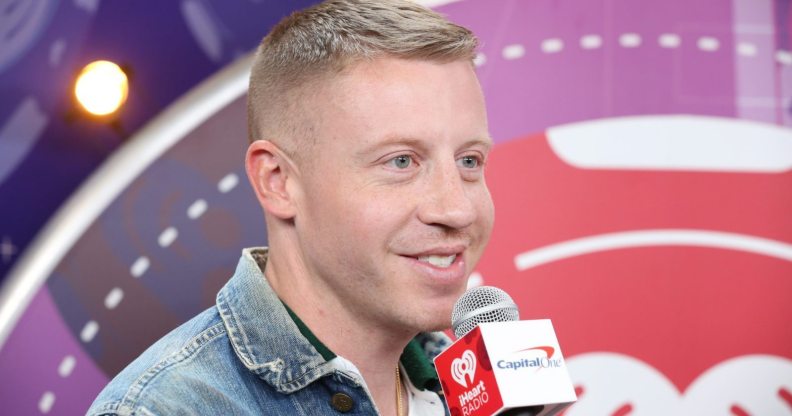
(451, 350), (477, 388)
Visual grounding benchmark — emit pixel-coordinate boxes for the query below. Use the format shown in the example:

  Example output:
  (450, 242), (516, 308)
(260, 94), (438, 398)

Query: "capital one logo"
(451, 350), (477, 387)
(497, 345), (563, 371)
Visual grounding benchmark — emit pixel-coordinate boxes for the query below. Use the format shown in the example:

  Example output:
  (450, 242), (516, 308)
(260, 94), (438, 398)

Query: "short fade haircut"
(247, 0), (479, 155)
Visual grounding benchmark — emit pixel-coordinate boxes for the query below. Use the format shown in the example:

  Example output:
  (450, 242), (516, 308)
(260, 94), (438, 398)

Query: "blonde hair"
(247, 0), (479, 155)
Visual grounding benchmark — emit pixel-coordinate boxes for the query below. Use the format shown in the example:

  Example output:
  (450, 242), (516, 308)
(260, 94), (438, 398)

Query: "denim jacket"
(87, 248), (451, 415)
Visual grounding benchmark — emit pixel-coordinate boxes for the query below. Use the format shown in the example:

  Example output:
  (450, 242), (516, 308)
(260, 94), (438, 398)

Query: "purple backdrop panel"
(439, 0), (743, 143)
(0, 287), (106, 415)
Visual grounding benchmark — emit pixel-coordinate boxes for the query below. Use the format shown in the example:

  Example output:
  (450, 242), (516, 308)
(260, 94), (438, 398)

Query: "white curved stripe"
(0, 52), (253, 349)
(467, 272), (484, 289)
(515, 229), (792, 271)
(547, 115), (792, 173)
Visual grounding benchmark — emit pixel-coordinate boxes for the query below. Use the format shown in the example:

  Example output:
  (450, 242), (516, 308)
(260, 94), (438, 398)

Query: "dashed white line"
(736, 42), (757, 57)
(619, 33), (641, 48)
(658, 33), (681, 48)
(473, 52), (487, 67)
(541, 38), (564, 54)
(130, 256), (150, 278)
(580, 34), (602, 50)
(104, 287), (124, 309)
(38, 391), (55, 414)
(58, 355), (76, 378)
(158, 227), (178, 247)
(777, 50), (792, 65)
(218, 173), (239, 193)
(502, 44), (525, 60)
(187, 199), (208, 219)
(80, 320), (99, 343)
(698, 36), (720, 52)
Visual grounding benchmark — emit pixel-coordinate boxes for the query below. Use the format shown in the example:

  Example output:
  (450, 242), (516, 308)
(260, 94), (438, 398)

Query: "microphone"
(434, 286), (577, 416)
(451, 286), (520, 338)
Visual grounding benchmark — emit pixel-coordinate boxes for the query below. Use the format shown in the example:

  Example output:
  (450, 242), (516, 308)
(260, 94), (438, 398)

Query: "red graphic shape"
(478, 131), (792, 392)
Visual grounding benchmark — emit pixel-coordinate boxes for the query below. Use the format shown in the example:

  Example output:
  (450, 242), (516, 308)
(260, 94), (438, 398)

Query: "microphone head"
(451, 286), (520, 338)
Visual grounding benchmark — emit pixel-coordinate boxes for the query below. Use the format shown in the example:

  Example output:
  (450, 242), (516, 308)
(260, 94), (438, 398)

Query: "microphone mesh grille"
(451, 286), (519, 338)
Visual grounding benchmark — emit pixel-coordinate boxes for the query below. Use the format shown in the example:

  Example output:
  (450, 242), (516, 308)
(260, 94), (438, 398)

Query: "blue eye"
(389, 155), (412, 169)
(459, 155), (480, 169)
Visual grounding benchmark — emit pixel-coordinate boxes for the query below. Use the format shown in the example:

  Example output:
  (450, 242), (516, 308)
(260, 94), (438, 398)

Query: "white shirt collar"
(328, 356), (445, 415)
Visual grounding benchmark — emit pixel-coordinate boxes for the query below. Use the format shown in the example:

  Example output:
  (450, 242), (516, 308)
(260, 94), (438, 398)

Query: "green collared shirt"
(282, 302), (443, 392)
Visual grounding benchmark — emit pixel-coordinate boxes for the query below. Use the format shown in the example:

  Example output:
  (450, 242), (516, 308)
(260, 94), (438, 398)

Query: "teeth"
(418, 254), (456, 268)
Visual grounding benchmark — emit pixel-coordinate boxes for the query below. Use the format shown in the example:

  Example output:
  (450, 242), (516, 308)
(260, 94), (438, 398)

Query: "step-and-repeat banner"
(1, 0), (790, 414)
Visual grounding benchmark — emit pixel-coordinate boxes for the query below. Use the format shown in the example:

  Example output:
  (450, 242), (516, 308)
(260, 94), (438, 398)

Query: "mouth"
(400, 245), (467, 272)
(399, 249), (469, 287)
(417, 254), (457, 268)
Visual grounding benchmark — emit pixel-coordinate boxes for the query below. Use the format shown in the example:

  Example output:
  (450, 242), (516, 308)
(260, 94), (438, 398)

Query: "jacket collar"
(217, 248), (334, 394)
(217, 247), (448, 394)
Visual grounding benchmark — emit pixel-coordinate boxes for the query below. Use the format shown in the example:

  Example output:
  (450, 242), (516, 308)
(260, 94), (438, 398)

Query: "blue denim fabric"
(87, 248), (450, 415)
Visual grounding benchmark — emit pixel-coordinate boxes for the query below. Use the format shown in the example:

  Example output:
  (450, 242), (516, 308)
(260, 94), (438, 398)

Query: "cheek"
(475, 187), (496, 229)
(346, 193), (409, 233)
(313, 188), (406, 239)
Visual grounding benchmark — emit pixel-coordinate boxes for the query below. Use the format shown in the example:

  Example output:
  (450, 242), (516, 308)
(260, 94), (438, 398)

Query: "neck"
(264, 243), (413, 416)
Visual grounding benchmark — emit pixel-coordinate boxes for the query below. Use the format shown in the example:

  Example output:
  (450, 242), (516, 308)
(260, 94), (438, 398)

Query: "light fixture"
(74, 60), (129, 117)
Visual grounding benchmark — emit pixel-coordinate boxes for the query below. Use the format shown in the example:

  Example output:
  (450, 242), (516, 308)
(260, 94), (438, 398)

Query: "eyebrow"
(466, 137), (494, 151)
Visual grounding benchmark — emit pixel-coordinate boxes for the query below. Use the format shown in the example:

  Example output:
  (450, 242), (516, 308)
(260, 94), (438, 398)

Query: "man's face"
(292, 57), (494, 333)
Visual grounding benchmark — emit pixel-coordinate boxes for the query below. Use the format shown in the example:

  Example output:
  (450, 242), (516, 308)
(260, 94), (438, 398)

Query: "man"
(88, 0), (493, 414)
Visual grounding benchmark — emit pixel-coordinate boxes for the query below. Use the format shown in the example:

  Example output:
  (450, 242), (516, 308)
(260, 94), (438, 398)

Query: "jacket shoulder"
(86, 307), (250, 415)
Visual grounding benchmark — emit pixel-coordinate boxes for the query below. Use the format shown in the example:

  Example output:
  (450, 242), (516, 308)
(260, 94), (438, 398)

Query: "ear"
(245, 140), (299, 219)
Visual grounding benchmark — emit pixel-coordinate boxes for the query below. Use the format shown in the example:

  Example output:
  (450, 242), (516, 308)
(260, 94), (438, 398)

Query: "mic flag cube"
(434, 320), (577, 416)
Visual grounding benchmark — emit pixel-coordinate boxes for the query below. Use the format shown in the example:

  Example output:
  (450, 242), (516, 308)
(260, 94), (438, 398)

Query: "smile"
(417, 254), (457, 268)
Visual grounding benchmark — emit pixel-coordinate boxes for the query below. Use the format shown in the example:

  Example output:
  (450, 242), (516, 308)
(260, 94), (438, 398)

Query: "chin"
(413, 306), (454, 333)
(423, 321), (453, 333)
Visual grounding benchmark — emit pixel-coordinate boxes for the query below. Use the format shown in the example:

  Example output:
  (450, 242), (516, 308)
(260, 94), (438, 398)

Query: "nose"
(417, 160), (478, 230)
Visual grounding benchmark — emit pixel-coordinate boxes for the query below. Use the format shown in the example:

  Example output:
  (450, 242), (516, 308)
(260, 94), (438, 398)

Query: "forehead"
(306, 57), (490, 151)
